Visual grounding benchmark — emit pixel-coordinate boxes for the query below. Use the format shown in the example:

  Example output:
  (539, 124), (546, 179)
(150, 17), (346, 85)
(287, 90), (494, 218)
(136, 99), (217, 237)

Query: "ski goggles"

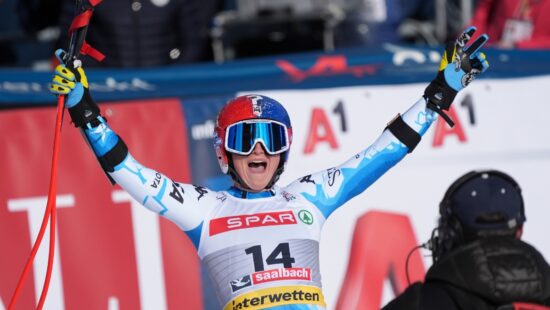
(225, 120), (290, 155)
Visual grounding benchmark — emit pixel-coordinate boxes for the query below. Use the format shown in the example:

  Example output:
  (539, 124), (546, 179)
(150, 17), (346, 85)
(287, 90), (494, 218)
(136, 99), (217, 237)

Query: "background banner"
(1, 46), (549, 309)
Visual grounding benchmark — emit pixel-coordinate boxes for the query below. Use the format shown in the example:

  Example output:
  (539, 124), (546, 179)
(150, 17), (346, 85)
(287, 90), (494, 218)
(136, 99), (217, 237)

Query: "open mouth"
(248, 161), (267, 172)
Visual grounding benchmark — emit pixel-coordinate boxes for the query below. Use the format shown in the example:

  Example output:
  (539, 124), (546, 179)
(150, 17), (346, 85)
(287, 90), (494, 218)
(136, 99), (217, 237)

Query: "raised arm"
(287, 27), (490, 219)
(49, 50), (213, 245)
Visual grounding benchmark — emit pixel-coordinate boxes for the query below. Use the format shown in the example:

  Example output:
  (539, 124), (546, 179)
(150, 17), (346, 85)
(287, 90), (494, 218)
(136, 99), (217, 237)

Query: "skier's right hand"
(49, 49), (88, 108)
(49, 49), (100, 127)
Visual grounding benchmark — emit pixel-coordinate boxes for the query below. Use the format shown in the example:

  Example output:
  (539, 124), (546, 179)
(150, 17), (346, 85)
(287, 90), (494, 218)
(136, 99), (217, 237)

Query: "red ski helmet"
(214, 95), (293, 186)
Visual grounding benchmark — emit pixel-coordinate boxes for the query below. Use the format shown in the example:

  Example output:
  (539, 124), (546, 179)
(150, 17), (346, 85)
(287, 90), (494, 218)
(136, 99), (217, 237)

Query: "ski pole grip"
(64, 0), (104, 65)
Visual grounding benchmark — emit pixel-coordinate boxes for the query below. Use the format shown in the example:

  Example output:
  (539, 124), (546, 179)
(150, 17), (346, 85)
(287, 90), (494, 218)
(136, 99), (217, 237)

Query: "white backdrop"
(244, 75), (550, 309)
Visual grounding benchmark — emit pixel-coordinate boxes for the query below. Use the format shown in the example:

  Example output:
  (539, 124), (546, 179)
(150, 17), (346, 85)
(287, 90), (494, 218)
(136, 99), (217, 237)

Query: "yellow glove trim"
(55, 65), (75, 81)
(438, 48), (457, 72)
(439, 51), (448, 71)
(52, 75), (75, 89)
(77, 67), (89, 88)
(49, 83), (71, 95)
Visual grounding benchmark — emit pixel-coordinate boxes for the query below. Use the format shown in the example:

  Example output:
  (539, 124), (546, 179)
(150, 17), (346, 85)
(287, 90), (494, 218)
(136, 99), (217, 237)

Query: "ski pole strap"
(426, 100), (455, 128)
(80, 41), (105, 61)
(386, 113), (421, 153)
(68, 0), (105, 61)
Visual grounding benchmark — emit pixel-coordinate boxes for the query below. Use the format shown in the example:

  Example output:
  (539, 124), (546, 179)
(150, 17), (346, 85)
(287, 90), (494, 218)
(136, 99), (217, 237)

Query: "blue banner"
(1, 46), (550, 105)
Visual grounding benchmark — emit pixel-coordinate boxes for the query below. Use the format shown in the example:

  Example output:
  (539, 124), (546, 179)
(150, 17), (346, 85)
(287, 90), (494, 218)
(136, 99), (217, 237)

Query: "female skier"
(50, 27), (489, 310)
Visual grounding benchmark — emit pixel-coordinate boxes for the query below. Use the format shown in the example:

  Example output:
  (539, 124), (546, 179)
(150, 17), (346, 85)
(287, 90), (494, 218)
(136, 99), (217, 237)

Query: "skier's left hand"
(424, 26), (490, 126)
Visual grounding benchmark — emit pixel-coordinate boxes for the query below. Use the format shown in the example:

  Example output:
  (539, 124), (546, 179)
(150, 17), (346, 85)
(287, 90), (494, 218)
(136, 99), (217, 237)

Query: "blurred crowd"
(1, 0), (549, 69)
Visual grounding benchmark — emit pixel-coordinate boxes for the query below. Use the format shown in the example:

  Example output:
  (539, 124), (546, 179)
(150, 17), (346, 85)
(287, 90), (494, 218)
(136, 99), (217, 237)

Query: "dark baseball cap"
(447, 170), (526, 233)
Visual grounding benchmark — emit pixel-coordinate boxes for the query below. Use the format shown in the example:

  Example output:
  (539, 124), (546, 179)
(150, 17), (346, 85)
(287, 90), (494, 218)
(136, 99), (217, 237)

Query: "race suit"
(84, 97), (436, 309)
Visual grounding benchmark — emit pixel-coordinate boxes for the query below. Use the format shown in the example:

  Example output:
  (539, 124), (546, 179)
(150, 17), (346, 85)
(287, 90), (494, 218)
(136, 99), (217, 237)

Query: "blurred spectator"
(0, 0), (18, 66)
(334, 0), (437, 47)
(56, 0), (224, 67)
(470, 0), (550, 49)
(2, 0), (224, 68)
(383, 170), (550, 309)
(0, 42), (16, 66)
(209, 0), (342, 62)
(0, 0), (61, 67)
(444, 0), (470, 43)
(17, 0), (62, 35)
(209, 0), (439, 62)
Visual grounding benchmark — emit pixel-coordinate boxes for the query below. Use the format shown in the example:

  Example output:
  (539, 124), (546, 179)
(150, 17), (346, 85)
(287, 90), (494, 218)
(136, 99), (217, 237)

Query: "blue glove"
(49, 49), (100, 127)
(49, 49), (87, 107)
(424, 26), (490, 127)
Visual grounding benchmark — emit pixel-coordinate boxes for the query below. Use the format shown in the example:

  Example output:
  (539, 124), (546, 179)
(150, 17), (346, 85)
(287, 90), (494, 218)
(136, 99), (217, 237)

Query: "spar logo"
(209, 210), (297, 236)
(230, 268), (312, 293)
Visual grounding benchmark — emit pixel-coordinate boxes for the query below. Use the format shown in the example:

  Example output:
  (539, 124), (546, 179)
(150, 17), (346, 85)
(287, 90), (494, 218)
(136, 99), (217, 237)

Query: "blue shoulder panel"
(185, 222), (204, 249)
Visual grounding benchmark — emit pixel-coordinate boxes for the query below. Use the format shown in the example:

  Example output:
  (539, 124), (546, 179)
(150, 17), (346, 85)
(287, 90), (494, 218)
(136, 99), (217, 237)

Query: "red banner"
(337, 211), (426, 309)
(0, 99), (202, 309)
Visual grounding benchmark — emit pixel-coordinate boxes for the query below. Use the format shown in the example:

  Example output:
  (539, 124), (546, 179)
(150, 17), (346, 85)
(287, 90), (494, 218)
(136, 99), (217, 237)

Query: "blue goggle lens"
(225, 121), (289, 155)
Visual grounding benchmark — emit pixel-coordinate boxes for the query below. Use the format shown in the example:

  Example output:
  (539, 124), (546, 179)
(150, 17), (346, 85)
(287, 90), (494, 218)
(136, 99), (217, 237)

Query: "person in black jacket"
(55, 0), (223, 67)
(383, 170), (550, 310)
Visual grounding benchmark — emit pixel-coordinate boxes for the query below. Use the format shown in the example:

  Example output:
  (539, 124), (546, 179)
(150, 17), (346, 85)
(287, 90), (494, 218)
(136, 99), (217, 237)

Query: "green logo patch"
(298, 210), (314, 225)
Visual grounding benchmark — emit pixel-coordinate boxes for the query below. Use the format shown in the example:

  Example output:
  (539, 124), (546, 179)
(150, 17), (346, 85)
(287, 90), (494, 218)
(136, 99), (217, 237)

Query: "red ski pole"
(8, 1), (103, 308)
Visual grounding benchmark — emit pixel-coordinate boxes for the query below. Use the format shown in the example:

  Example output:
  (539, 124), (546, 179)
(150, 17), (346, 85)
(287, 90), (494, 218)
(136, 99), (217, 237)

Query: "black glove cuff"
(424, 72), (458, 127)
(424, 71), (458, 111)
(68, 89), (101, 127)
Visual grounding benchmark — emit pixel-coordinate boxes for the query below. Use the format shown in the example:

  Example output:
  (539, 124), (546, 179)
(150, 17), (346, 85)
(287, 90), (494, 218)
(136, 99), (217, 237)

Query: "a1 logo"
(298, 210), (314, 225)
